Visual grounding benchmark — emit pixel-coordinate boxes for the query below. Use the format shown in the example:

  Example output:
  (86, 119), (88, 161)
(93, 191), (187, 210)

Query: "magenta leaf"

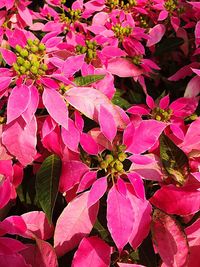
(151, 209), (189, 267)
(72, 236), (111, 267)
(107, 185), (134, 251)
(88, 177), (107, 208)
(150, 185), (200, 215)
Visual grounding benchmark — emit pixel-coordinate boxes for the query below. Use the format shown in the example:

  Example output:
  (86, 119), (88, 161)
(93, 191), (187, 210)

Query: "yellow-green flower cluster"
(112, 24), (132, 41)
(132, 55), (142, 65)
(152, 107), (173, 122)
(99, 145), (127, 175)
(164, 0), (178, 12)
(76, 40), (97, 62)
(13, 39), (47, 79)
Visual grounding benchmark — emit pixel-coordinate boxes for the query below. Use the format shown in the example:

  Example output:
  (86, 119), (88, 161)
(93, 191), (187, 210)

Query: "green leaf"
(93, 219), (110, 242)
(155, 37), (184, 56)
(160, 134), (189, 186)
(74, 74), (105, 86)
(36, 154), (62, 223)
(112, 89), (131, 109)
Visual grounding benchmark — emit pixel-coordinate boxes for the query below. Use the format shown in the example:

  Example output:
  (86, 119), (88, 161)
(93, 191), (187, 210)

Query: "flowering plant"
(0, 0), (200, 266)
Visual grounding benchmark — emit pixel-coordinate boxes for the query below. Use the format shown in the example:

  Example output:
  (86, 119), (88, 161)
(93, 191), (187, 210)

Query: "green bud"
(27, 39), (33, 46)
(20, 49), (29, 58)
(32, 61), (40, 68)
(33, 39), (40, 45)
(114, 160), (123, 172)
(17, 57), (24, 65)
(30, 65), (38, 74)
(15, 45), (22, 53)
(87, 42), (94, 49)
(24, 60), (31, 69)
(38, 69), (45, 75)
(41, 64), (48, 71)
(30, 46), (39, 53)
(118, 144), (126, 152)
(81, 46), (87, 54)
(118, 152), (127, 162)
(28, 54), (37, 61)
(38, 43), (46, 51)
(13, 63), (19, 71)
(156, 115), (162, 121)
(100, 160), (108, 169)
(105, 154), (114, 164)
(87, 49), (94, 59)
(19, 66), (26, 74)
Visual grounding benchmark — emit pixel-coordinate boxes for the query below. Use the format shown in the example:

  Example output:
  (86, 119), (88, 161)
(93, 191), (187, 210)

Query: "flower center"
(13, 39), (47, 80)
(76, 40), (98, 63)
(164, 0), (178, 12)
(112, 24), (132, 41)
(151, 107), (172, 122)
(99, 145), (127, 177)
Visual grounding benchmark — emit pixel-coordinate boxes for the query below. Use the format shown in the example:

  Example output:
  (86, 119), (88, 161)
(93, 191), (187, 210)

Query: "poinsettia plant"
(0, 0), (200, 266)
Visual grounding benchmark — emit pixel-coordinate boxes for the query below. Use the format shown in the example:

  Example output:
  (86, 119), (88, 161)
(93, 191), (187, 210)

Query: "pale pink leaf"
(7, 85), (31, 124)
(72, 236), (111, 267)
(184, 75), (200, 97)
(21, 211), (54, 240)
(61, 119), (80, 152)
(99, 105), (117, 142)
(0, 48), (16, 65)
(147, 24), (165, 47)
(54, 191), (99, 257)
(107, 185), (134, 251)
(43, 88), (68, 130)
(2, 116), (37, 166)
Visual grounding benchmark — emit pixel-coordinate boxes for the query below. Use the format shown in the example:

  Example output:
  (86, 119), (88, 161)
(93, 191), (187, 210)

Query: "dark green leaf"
(36, 154), (62, 223)
(93, 219), (110, 241)
(160, 134), (189, 186)
(155, 37), (184, 56)
(74, 74), (105, 86)
(112, 90), (131, 109)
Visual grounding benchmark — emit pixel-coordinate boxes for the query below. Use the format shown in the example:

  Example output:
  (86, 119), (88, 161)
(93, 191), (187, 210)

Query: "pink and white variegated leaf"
(42, 88), (68, 130)
(107, 185), (134, 251)
(54, 191), (99, 257)
(7, 85), (31, 124)
(2, 116), (37, 166)
(151, 209), (189, 267)
(61, 119), (80, 153)
(65, 87), (126, 129)
(72, 236), (111, 267)
(0, 48), (17, 65)
(21, 211), (54, 240)
(147, 24), (165, 47)
(99, 105), (117, 142)
(20, 239), (58, 267)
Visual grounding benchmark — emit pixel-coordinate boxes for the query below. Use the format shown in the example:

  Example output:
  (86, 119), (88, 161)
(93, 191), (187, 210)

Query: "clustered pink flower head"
(0, 0), (200, 266)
